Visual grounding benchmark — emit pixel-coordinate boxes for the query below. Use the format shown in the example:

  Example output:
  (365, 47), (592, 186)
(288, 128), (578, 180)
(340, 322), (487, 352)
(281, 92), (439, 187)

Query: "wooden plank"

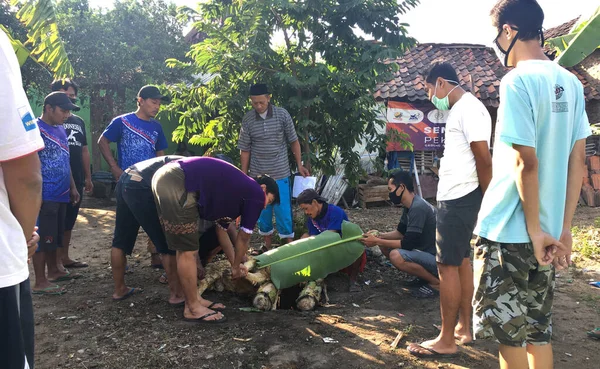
(390, 331), (405, 348)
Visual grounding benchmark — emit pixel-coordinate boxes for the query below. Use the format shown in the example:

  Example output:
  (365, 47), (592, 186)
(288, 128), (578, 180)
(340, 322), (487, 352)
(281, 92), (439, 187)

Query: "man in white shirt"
(408, 62), (492, 358)
(0, 29), (45, 369)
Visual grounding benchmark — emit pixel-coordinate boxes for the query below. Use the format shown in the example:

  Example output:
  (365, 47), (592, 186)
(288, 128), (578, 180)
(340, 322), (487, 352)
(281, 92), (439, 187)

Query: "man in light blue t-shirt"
(473, 1), (591, 368)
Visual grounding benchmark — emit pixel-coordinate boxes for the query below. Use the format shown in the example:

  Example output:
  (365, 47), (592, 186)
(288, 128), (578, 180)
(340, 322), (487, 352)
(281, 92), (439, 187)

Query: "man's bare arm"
(471, 141), (493, 195)
(514, 144), (561, 265)
(82, 145), (93, 192)
(563, 139), (586, 231)
(3, 153), (42, 241)
(98, 136), (123, 179)
(240, 150), (250, 175)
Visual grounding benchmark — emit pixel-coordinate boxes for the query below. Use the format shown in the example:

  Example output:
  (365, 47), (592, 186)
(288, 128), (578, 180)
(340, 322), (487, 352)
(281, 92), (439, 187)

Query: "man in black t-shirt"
(51, 79), (93, 269)
(361, 171), (439, 293)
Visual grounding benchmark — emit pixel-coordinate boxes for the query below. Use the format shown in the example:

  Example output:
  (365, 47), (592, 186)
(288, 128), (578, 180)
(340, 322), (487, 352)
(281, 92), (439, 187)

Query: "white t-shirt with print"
(437, 92), (491, 201)
(0, 30), (45, 289)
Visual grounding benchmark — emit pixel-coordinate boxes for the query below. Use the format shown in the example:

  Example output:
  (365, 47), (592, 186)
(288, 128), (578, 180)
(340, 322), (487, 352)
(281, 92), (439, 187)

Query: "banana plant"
(1, 0), (73, 78)
(254, 221), (365, 289)
(546, 6), (600, 67)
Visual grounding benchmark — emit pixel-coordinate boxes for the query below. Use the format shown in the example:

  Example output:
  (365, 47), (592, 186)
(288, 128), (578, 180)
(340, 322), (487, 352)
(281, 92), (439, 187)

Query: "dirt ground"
(31, 198), (600, 369)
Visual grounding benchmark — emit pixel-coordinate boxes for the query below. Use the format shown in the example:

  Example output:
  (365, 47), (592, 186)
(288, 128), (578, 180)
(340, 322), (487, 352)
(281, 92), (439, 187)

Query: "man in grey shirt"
(238, 84), (309, 250)
(361, 171), (439, 293)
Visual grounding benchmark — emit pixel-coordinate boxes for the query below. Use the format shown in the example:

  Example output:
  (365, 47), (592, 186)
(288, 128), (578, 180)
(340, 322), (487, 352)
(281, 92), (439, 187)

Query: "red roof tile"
(374, 43), (508, 107)
(545, 17), (579, 40)
(374, 41), (600, 105)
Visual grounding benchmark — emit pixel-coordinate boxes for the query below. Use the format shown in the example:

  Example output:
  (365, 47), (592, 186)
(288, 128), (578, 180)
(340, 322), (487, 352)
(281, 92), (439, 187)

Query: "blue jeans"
(258, 176), (294, 239)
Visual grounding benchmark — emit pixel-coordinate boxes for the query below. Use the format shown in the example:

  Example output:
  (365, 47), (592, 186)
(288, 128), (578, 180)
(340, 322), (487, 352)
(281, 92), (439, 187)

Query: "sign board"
(386, 101), (448, 151)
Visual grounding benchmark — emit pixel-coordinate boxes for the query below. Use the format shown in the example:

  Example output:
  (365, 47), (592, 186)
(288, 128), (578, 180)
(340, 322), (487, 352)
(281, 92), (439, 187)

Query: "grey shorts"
(396, 249), (438, 277)
(436, 187), (482, 266)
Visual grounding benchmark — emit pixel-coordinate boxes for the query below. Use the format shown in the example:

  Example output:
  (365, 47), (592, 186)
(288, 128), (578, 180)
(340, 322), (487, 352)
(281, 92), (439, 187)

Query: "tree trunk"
(89, 88), (103, 172)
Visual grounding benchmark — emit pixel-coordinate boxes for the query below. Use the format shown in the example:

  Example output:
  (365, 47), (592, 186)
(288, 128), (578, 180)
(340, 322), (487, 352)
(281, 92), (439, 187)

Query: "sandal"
(32, 285), (66, 295)
(410, 285), (439, 299)
(183, 311), (227, 324)
(407, 344), (458, 358)
(49, 271), (82, 282)
(158, 272), (168, 284)
(587, 328), (600, 339)
(63, 261), (88, 268)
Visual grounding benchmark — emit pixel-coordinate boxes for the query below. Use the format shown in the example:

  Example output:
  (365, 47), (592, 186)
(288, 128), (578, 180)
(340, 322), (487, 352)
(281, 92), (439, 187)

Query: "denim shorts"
(397, 249), (438, 277)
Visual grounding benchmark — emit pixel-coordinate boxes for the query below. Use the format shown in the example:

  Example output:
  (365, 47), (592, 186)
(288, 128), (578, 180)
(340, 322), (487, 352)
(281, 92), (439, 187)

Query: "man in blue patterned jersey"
(98, 85), (169, 267)
(98, 85), (169, 180)
(32, 92), (81, 295)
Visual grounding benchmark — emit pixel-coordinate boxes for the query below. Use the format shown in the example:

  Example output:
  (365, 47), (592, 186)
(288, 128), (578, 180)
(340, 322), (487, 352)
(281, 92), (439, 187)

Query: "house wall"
(587, 100), (600, 124)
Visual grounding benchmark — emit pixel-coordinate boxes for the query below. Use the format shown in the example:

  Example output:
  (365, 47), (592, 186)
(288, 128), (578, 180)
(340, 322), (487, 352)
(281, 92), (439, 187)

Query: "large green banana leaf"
(546, 6), (600, 67)
(6, 0), (74, 78)
(254, 221), (365, 289)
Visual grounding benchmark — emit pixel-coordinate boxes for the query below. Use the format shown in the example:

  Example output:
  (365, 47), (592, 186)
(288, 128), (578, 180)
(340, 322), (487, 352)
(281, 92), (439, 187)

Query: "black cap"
(137, 85), (170, 102)
(44, 92), (80, 111)
(249, 83), (270, 96)
(297, 189), (327, 205)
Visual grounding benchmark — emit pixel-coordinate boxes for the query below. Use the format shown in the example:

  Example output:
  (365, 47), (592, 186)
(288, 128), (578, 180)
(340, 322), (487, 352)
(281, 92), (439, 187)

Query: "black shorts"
(112, 172), (174, 256)
(436, 187), (482, 266)
(36, 201), (67, 252)
(65, 184), (84, 231)
(0, 279), (35, 369)
(198, 225), (221, 265)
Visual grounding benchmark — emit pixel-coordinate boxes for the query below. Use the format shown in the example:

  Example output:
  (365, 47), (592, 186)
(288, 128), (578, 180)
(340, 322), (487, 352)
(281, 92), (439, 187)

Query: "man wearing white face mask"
(408, 62), (492, 358)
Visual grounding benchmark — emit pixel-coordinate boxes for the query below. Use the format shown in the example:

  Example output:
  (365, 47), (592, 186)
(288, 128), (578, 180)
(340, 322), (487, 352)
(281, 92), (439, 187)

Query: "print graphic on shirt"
(64, 123), (84, 147)
(39, 126), (71, 201)
(555, 84), (564, 100)
(18, 105), (37, 132)
(553, 83), (568, 113)
(119, 115), (159, 169)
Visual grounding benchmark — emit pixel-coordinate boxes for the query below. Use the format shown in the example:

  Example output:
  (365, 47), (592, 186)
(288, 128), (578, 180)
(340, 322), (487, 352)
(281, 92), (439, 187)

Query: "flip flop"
(63, 261), (88, 268)
(49, 271), (82, 282)
(411, 285), (439, 299)
(112, 288), (142, 301)
(158, 272), (168, 284)
(184, 311), (227, 324)
(207, 301), (226, 311)
(587, 328), (600, 339)
(407, 344), (458, 358)
(32, 285), (66, 295)
(400, 278), (427, 287)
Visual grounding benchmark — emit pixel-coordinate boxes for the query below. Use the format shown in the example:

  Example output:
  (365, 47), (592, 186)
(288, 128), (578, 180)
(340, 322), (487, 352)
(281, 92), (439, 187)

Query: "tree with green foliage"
(1, 0), (74, 87)
(53, 0), (189, 170)
(165, 0), (418, 183)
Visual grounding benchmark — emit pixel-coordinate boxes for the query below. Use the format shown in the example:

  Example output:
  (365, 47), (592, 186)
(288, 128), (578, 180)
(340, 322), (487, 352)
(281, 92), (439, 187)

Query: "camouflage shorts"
(473, 238), (555, 347)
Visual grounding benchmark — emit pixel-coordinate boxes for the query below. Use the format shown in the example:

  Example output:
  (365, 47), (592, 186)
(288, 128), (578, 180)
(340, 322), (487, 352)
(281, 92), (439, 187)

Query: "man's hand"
(361, 233), (379, 248)
(110, 166), (124, 181)
(552, 229), (573, 270)
(84, 178), (94, 193)
(27, 226), (39, 261)
(298, 165), (310, 177)
(232, 264), (248, 279)
(70, 188), (80, 205)
(530, 231), (564, 266)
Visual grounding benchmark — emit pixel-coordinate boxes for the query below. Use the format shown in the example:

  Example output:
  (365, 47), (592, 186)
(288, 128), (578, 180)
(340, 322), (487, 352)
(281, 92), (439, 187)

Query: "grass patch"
(572, 219), (600, 261)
